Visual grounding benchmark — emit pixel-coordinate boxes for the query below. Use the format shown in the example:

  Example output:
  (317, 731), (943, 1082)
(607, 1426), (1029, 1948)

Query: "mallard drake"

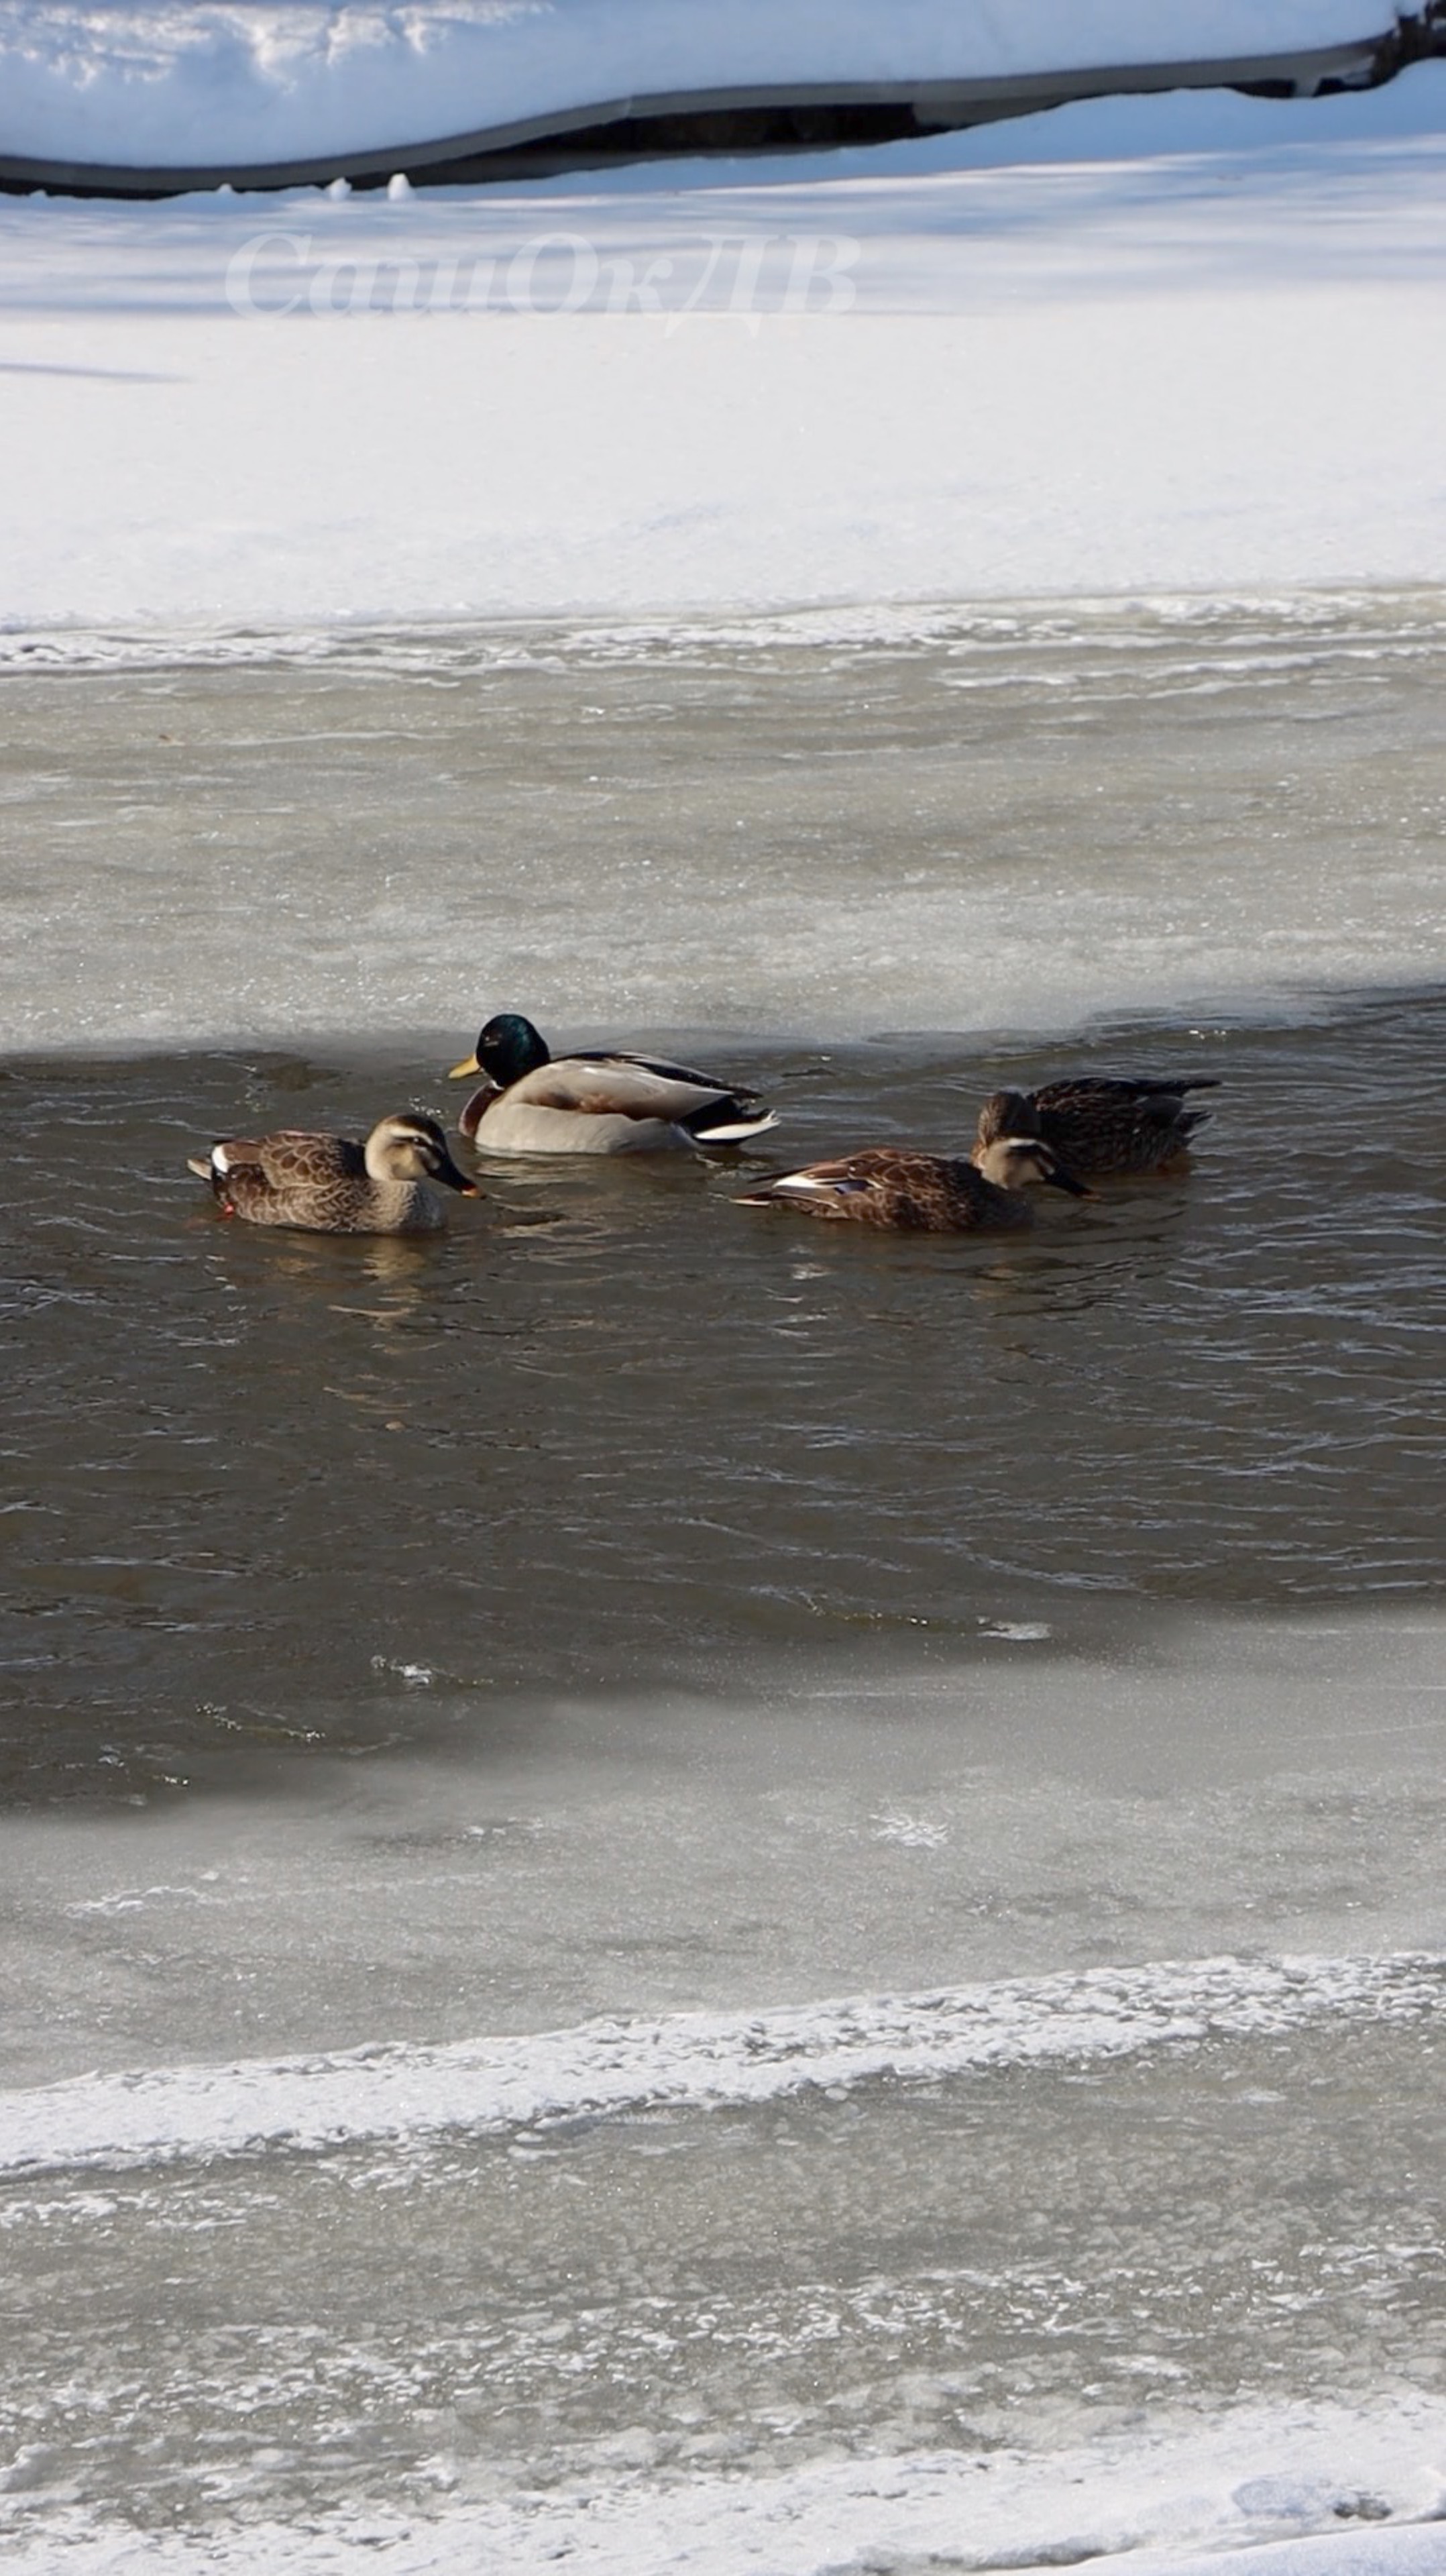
(974, 1075), (1217, 1177)
(447, 1012), (777, 1155)
(187, 1112), (479, 1234)
(736, 1135), (1091, 1232)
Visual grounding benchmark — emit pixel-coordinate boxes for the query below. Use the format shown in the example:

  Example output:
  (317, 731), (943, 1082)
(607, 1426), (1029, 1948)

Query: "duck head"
(448, 1012), (551, 1087)
(976, 1136), (1091, 1197)
(975, 1088), (1040, 1149)
(365, 1112), (479, 1195)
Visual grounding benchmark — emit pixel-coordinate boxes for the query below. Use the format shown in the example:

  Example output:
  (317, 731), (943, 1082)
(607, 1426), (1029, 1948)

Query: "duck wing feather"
(1033, 1076), (1218, 1114)
(229, 1131), (368, 1189)
(512, 1054), (763, 1127)
(742, 1148), (991, 1228)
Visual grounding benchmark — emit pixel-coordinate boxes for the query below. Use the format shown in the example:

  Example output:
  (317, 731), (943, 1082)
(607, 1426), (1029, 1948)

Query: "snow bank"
(0, 0), (1407, 176)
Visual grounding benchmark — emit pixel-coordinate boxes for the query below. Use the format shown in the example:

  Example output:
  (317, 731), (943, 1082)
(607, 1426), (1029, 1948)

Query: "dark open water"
(1, 994), (1443, 1807)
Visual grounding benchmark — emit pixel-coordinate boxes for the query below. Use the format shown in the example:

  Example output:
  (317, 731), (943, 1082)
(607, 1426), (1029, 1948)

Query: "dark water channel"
(3, 994), (1443, 1807)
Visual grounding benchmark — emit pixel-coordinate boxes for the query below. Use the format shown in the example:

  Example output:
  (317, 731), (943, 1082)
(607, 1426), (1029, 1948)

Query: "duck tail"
(735, 1166), (820, 1205)
(685, 1102), (780, 1145)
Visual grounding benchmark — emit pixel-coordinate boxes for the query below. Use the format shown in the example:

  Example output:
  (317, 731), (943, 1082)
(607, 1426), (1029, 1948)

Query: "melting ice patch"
(4, 2398), (1446, 2575)
(870, 1808), (950, 1846)
(1, 1949), (1441, 2178)
(9, 590), (1446, 678)
(63, 1880), (220, 1918)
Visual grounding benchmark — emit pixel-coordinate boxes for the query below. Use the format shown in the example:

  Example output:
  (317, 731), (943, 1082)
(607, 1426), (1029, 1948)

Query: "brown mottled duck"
(188, 1112), (478, 1234)
(736, 1134), (1091, 1232)
(974, 1075), (1217, 1176)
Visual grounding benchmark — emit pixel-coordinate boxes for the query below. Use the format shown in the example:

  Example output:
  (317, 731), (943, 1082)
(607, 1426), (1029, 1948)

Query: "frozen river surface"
(1, 599), (1445, 2573)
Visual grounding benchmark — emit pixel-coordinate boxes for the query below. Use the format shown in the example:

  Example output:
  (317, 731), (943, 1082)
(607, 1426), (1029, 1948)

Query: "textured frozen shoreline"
(3, 1950), (1441, 2177)
(6, 2402), (1446, 2576)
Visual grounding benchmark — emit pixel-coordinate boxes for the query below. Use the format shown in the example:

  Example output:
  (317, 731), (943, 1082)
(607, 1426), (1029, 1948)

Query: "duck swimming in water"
(187, 1112), (478, 1234)
(974, 1075), (1217, 1177)
(736, 1134), (1091, 1232)
(448, 1012), (778, 1155)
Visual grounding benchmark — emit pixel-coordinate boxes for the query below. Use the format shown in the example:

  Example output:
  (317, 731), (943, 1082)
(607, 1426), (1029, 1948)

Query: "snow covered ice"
(5, 64), (1446, 633)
